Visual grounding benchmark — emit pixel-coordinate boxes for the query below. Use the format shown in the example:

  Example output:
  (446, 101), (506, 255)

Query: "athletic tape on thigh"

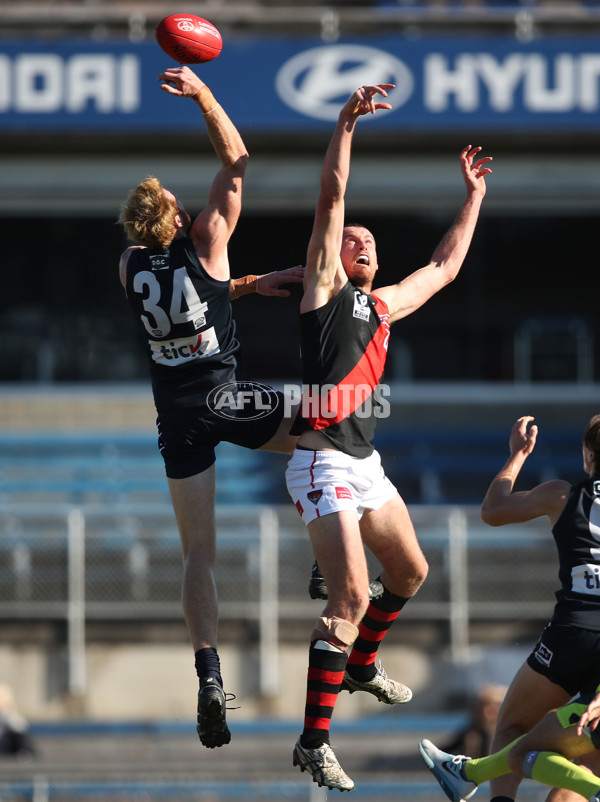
(311, 616), (359, 648)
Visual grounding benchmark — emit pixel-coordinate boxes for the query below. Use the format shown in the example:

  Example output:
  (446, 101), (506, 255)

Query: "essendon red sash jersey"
(291, 281), (390, 457)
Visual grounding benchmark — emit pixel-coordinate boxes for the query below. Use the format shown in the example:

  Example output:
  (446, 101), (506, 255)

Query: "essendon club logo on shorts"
(335, 486), (352, 500)
(307, 490), (323, 506)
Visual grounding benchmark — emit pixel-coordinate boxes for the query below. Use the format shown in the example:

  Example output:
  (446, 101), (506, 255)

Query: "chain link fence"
(0, 501), (557, 686)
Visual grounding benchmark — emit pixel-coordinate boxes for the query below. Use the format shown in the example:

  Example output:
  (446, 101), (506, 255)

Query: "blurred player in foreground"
(420, 682), (600, 802)
(423, 413), (600, 802)
(119, 65), (302, 749)
(285, 82), (492, 791)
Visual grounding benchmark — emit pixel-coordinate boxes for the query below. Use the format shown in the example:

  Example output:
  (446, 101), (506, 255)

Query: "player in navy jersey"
(119, 65), (302, 750)
(421, 414), (600, 802)
(286, 83), (492, 791)
(462, 414), (600, 802)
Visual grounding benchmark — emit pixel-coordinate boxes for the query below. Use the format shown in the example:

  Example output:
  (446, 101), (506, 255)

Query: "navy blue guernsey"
(290, 281), (391, 458)
(551, 474), (600, 629)
(125, 236), (241, 410)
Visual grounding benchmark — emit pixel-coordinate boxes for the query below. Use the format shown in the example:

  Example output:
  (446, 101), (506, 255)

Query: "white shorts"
(285, 446), (398, 526)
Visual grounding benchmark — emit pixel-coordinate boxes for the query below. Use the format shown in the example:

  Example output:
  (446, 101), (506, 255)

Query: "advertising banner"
(0, 34), (598, 133)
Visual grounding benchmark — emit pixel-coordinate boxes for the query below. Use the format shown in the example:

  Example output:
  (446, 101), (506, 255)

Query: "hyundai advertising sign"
(0, 35), (599, 132)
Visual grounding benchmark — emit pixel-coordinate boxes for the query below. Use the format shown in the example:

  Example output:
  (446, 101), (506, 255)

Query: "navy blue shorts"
(157, 384), (286, 479)
(527, 623), (600, 697)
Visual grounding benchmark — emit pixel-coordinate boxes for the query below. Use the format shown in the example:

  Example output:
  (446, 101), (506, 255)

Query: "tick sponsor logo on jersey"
(149, 327), (219, 366)
(571, 563), (600, 594)
(207, 381), (280, 421)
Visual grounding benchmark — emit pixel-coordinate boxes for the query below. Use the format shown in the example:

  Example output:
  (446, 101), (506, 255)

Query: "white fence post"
(448, 507), (469, 662)
(259, 506), (279, 697)
(67, 507), (86, 696)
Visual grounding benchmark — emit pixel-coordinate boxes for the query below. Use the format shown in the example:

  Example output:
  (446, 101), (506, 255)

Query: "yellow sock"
(524, 750), (600, 799)
(463, 740), (516, 786)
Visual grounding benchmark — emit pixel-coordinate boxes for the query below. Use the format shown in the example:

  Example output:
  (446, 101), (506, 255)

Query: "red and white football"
(155, 15), (222, 64)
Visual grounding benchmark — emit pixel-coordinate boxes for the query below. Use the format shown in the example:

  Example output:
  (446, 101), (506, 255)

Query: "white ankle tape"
(314, 640), (344, 653)
(311, 616), (359, 648)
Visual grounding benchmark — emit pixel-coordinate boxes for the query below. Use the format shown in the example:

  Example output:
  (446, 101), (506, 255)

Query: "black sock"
(195, 647), (222, 686)
(300, 645), (347, 750)
(490, 797), (515, 802)
(346, 579), (409, 682)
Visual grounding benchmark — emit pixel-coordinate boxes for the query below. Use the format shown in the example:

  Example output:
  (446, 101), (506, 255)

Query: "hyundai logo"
(275, 44), (413, 121)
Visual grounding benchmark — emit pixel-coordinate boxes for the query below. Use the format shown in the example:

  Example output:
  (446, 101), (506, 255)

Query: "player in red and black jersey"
(119, 66), (303, 751)
(287, 84), (492, 791)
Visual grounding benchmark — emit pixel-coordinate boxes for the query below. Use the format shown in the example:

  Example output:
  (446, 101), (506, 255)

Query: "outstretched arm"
(480, 416), (570, 526)
(159, 66), (249, 281)
(302, 84), (394, 312)
(229, 265), (305, 300)
(376, 145), (492, 323)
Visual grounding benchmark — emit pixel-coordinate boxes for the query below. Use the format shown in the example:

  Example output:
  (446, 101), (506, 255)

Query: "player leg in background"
(342, 493), (428, 701)
(293, 509), (369, 792)
(545, 752), (600, 802)
(168, 465), (231, 749)
(422, 704), (600, 801)
(475, 703), (600, 799)
(489, 662), (570, 802)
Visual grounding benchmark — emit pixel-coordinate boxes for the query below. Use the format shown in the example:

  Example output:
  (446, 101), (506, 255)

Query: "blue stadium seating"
(0, 426), (584, 506)
(0, 433), (275, 506)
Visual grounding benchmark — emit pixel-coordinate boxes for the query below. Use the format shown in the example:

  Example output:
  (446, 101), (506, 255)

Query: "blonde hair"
(118, 175), (178, 250)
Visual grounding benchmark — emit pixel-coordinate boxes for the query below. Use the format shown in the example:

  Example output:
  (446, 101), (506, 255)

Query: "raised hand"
(345, 84), (395, 118)
(508, 415), (539, 458)
(460, 145), (493, 198)
(158, 66), (204, 98)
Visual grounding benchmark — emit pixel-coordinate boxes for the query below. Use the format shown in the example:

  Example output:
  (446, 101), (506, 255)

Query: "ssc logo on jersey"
(353, 292), (371, 322)
(207, 381), (280, 421)
(149, 253), (169, 270)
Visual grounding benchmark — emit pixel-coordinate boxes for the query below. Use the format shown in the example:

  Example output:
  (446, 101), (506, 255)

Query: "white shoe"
(341, 661), (412, 704)
(293, 739), (354, 791)
(419, 739), (477, 802)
